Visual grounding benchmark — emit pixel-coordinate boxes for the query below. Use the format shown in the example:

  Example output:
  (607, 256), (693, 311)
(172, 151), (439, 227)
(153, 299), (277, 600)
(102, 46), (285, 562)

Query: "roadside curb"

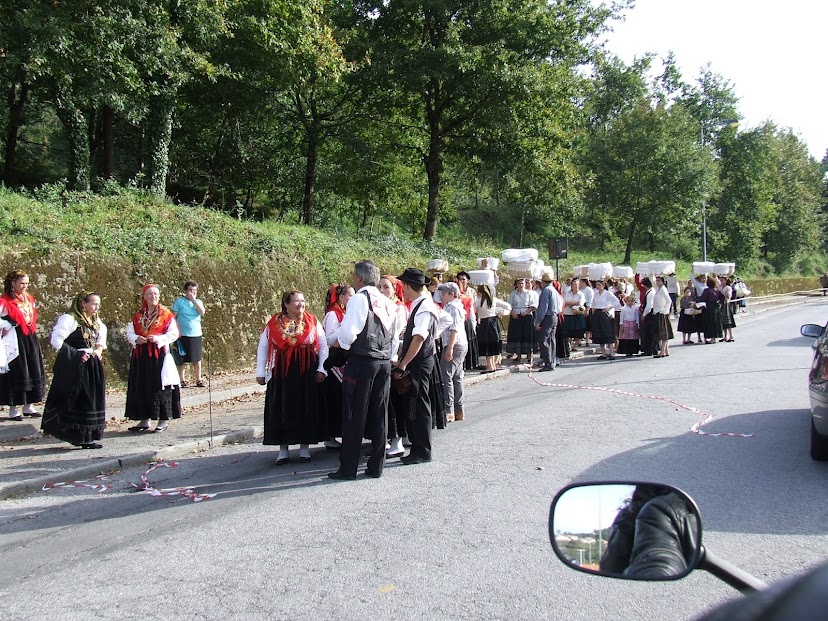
(0, 426), (264, 500)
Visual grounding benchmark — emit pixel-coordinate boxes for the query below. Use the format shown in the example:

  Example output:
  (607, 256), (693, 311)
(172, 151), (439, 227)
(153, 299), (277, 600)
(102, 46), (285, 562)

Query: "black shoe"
(400, 453), (431, 465)
(152, 425), (168, 433)
(81, 443), (103, 449)
(9, 415), (23, 422)
(538, 365), (553, 372)
(364, 470), (382, 479)
(327, 471), (357, 481)
(275, 457), (291, 466)
(23, 411), (41, 418)
(299, 456), (312, 463)
(128, 425), (150, 432)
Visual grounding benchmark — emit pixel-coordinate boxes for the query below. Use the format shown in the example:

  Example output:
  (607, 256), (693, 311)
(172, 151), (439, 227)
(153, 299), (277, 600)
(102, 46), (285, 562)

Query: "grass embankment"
(0, 186), (817, 382)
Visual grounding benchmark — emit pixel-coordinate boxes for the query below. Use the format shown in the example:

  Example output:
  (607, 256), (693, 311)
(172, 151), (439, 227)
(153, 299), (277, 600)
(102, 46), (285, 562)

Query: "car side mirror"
(549, 482), (703, 581)
(801, 324), (824, 338)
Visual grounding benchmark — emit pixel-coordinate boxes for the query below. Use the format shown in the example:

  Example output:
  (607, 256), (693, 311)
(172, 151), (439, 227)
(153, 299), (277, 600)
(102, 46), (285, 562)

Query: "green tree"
(360, 0), (617, 240)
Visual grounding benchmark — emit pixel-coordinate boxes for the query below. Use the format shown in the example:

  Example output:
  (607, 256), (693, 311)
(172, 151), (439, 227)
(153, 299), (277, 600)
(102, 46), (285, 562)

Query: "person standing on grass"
(171, 281), (206, 388)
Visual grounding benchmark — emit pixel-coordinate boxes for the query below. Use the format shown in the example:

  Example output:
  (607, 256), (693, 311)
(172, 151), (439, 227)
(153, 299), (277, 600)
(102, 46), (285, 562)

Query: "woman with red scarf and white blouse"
(321, 284), (354, 450)
(0, 270), (46, 421)
(256, 290), (329, 465)
(125, 284), (181, 433)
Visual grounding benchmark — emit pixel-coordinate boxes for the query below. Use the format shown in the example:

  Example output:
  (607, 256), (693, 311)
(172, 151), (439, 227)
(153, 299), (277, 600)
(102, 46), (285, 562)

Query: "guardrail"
(738, 288), (827, 315)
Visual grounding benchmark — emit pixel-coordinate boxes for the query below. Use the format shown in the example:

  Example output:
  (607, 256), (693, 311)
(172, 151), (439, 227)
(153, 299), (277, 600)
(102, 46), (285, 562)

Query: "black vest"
(350, 291), (392, 359)
(402, 298), (435, 361)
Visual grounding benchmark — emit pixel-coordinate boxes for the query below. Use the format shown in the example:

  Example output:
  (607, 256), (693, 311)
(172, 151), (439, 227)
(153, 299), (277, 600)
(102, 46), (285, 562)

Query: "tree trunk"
(423, 129), (442, 240)
(4, 64), (29, 186)
(101, 105), (114, 179)
(54, 83), (91, 191)
(623, 217), (637, 265)
(301, 127), (319, 225)
(145, 88), (175, 196)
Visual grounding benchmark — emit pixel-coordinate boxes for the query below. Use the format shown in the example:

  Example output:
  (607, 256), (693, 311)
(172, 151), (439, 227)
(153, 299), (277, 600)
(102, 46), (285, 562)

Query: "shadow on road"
(0, 446), (394, 536)
(568, 407), (828, 537)
(765, 336), (818, 348)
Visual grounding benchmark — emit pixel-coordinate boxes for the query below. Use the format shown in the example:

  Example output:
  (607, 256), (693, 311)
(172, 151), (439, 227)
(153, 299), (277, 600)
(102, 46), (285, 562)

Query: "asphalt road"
(1, 302), (827, 621)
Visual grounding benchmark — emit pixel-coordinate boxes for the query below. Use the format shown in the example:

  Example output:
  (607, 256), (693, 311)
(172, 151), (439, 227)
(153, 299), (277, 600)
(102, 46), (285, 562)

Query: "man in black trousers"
(394, 268), (440, 465)
(328, 260), (400, 480)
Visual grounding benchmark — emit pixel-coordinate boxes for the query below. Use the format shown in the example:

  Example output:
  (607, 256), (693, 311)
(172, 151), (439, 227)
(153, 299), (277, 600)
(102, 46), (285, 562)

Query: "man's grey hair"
(354, 260), (380, 287)
(437, 282), (460, 296)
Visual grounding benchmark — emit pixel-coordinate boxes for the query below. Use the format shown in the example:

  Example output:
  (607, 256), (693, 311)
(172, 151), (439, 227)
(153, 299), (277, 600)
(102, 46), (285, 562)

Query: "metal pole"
(207, 347), (213, 445)
(700, 123), (707, 262)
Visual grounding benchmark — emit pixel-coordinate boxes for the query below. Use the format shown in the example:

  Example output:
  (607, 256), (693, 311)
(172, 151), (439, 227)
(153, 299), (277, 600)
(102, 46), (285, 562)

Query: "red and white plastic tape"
(42, 460), (216, 502)
(528, 372), (754, 438)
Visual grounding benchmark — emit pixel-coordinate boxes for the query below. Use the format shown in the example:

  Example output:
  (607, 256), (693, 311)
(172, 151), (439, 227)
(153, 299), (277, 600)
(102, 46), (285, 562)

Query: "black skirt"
(556, 315), (570, 359)
(722, 302), (737, 329)
(564, 313), (586, 339)
(263, 347), (323, 445)
(175, 335), (203, 363)
(125, 345), (182, 421)
(591, 310), (615, 345)
(677, 309), (697, 334)
(0, 329), (45, 406)
(42, 332), (106, 445)
(506, 314), (535, 354)
(655, 313), (674, 342)
(477, 316), (503, 357)
(701, 305), (723, 339)
(463, 318), (479, 370)
(322, 372), (343, 439)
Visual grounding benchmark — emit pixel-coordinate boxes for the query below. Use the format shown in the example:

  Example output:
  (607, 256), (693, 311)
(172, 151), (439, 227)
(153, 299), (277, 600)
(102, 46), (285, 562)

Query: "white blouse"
(591, 290), (622, 316)
(50, 314), (108, 353)
(256, 320), (329, 383)
(475, 295), (512, 319)
(562, 289), (585, 316)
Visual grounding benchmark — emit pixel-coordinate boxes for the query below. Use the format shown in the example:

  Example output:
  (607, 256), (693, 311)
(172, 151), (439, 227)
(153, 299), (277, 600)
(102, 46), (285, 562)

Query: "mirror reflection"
(801, 323), (824, 338)
(550, 483), (701, 581)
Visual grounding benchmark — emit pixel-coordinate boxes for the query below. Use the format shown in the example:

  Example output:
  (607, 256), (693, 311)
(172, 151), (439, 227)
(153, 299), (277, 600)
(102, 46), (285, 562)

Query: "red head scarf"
(382, 275), (404, 305)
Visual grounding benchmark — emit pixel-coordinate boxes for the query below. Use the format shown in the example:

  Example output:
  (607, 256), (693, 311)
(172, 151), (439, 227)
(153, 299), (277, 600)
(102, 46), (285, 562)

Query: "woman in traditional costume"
(125, 284), (181, 433)
(697, 277), (725, 345)
(256, 290), (328, 464)
(321, 284), (354, 450)
(474, 284), (511, 373)
(590, 280), (622, 360)
(651, 276), (674, 357)
(455, 271), (479, 371)
(41, 292), (107, 448)
(506, 279), (537, 363)
(720, 277), (736, 342)
(0, 270), (45, 421)
(562, 279), (586, 350)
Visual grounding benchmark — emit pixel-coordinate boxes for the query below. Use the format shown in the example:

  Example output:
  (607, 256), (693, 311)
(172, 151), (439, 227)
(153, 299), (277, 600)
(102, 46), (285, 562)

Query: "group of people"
(0, 270), (206, 449)
(255, 262), (503, 479)
(1, 263), (741, 469)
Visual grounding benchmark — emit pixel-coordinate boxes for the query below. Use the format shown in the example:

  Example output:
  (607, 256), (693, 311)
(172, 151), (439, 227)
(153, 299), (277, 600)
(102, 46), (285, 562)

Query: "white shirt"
(653, 286), (672, 314)
(126, 312), (180, 387)
(440, 299), (468, 347)
(562, 289), (585, 316)
(256, 320), (328, 382)
(474, 294), (512, 319)
(580, 285), (594, 307)
(336, 286), (402, 360)
(591, 290), (622, 317)
(50, 314), (108, 353)
(409, 295), (438, 340)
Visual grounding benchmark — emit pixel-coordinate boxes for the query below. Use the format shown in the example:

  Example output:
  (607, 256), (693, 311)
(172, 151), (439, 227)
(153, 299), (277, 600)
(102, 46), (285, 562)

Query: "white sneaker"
(387, 437), (404, 457)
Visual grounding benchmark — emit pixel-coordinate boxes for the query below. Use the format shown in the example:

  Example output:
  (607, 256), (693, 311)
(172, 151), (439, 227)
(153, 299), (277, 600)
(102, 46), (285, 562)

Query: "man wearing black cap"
(394, 267), (440, 464)
(328, 260), (400, 480)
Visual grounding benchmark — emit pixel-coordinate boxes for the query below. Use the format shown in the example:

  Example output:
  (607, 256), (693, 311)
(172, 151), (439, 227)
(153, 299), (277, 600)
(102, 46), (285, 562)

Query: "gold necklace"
(278, 313), (304, 346)
(140, 306), (159, 332)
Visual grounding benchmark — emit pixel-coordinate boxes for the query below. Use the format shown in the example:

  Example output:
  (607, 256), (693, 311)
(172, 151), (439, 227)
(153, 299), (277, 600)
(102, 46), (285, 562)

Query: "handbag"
(572, 305), (585, 315)
(391, 369), (413, 395)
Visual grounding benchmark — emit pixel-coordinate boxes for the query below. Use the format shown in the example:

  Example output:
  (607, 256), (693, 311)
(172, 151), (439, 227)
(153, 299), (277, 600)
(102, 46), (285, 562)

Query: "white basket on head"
(425, 259), (448, 273)
(501, 248), (539, 263)
(469, 269), (496, 287)
(692, 261), (715, 275)
(476, 257), (500, 271)
(612, 265), (634, 279)
(588, 262), (613, 281)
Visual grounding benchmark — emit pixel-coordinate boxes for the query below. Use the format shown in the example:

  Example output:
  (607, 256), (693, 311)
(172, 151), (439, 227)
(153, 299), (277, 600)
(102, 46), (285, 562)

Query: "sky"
(602, 0), (827, 160)
(552, 484), (634, 534)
